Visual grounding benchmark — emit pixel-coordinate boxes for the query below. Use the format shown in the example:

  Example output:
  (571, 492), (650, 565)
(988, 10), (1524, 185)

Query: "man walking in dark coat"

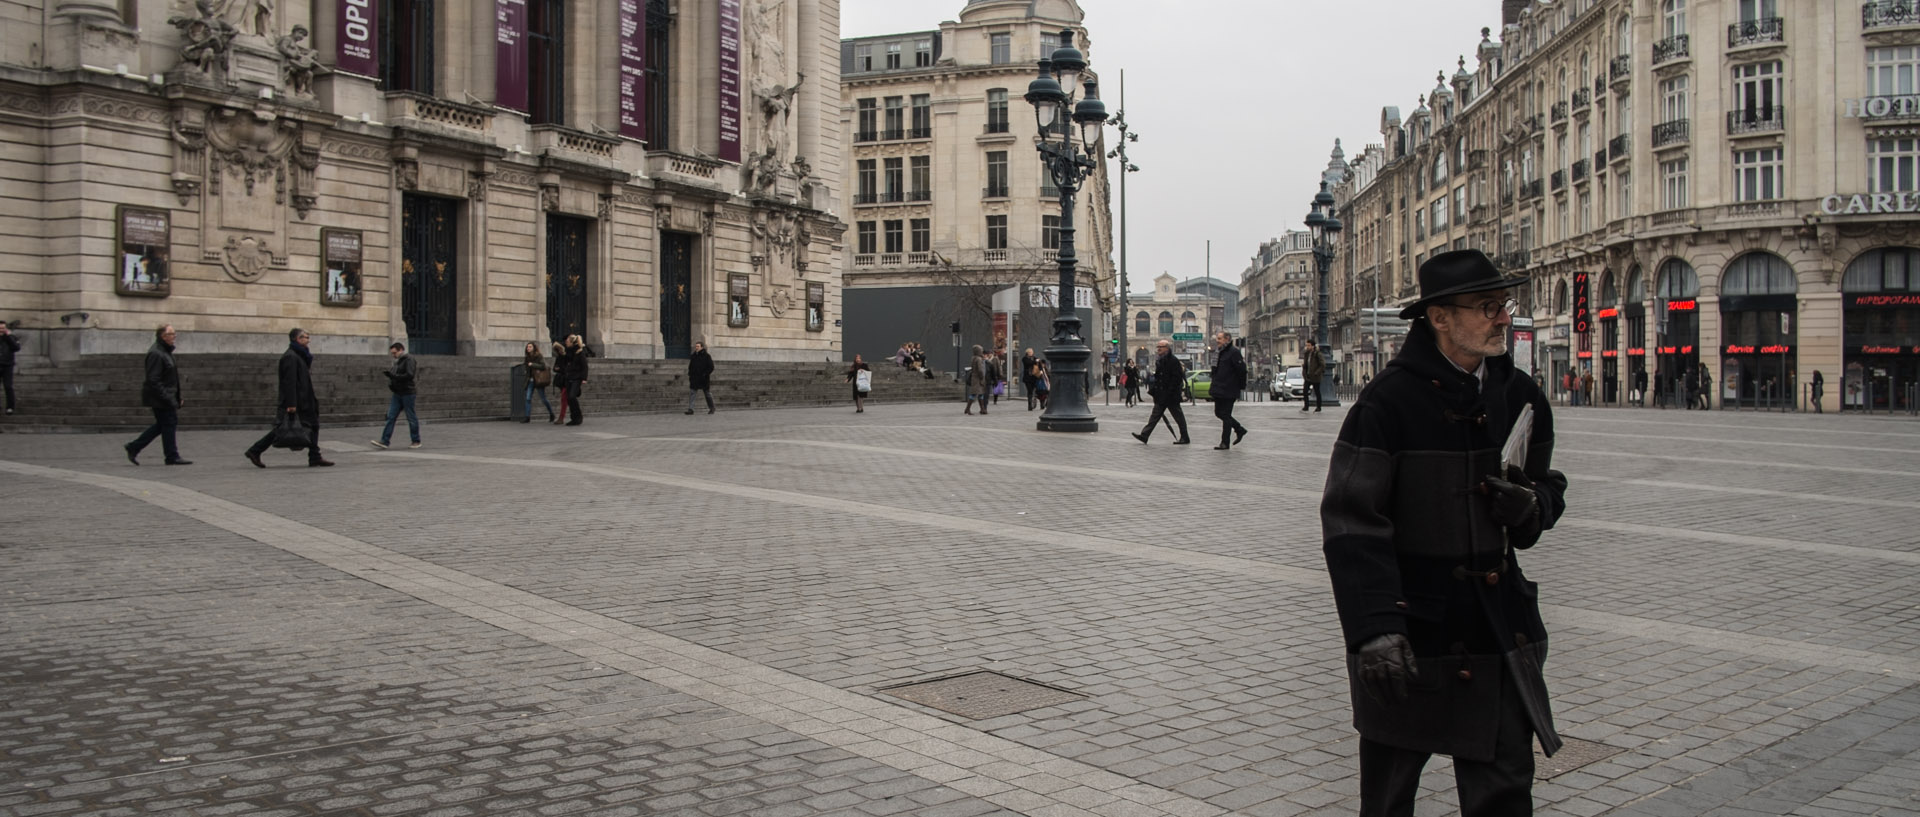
(1209, 331), (1248, 450)
(124, 324), (190, 465)
(1130, 339), (1190, 445)
(1321, 250), (1569, 817)
(372, 341), (421, 449)
(687, 341), (715, 414)
(1301, 338), (1326, 412)
(245, 327), (333, 467)
(1021, 348), (1040, 410)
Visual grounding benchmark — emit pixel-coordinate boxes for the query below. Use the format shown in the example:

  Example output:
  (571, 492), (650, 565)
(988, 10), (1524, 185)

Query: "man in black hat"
(1320, 249), (1568, 817)
(1131, 339), (1191, 445)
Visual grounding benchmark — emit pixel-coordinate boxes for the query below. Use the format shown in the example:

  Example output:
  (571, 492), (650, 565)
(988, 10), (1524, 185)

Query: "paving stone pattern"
(1, 402), (1916, 816)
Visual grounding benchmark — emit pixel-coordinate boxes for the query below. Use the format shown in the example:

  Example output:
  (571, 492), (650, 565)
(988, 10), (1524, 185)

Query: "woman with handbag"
(523, 342), (554, 423)
(846, 354), (871, 413)
(561, 334), (589, 425)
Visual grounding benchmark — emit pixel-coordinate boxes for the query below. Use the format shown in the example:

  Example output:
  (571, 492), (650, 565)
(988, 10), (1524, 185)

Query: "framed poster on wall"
(728, 273), (750, 327)
(807, 282), (825, 331)
(115, 205), (172, 298)
(321, 228), (364, 307)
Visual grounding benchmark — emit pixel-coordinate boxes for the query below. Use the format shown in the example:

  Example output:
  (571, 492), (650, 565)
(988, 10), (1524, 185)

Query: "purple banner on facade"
(495, 0), (529, 112)
(718, 0), (741, 162)
(336, 0), (379, 77)
(617, 0), (646, 141)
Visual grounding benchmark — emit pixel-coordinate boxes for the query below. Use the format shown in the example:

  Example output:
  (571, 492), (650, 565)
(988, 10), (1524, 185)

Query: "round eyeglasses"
(1439, 297), (1518, 320)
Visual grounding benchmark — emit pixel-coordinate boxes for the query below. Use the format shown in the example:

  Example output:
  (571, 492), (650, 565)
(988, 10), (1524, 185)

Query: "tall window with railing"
(883, 220), (903, 254)
(856, 159), (876, 203)
(380, 0), (434, 94)
(910, 156), (930, 200)
(644, 0), (671, 149)
(910, 94), (931, 137)
(883, 158), (903, 202)
(856, 99), (877, 141)
(985, 151), (1008, 198)
(986, 89), (1009, 133)
(1868, 137), (1918, 192)
(1731, 62), (1782, 132)
(883, 97), (904, 139)
(856, 221), (876, 255)
(911, 219), (930, 253)
(1733, 147), (1783, 202)
(986, 215), (1007, 250)
(1867, 46), (1919, 99)
(1661, 157), (1689, 209)
(526, 0), (565, 125)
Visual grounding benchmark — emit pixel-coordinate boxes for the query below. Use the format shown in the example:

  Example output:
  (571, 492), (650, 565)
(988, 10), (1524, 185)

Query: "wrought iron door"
(400, 194), (458, 355)
(546, 214), (590, 343)
(660, 231), (694, 359)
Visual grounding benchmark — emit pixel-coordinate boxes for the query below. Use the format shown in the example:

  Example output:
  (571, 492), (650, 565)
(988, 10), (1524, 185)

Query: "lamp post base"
(1037, 323), (1099, 433)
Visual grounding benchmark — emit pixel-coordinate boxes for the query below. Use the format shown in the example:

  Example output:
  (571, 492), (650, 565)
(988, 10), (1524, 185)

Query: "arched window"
(1662, 0), (1687, 39)
(1434, 152), (1448, 184)
(1158, 311), (1174, 335)
(1557, 67), (1568, 102)
(1579, 52), (1590, 88)
(1555, 279), (1570, 313)
(1656, 258), (1699, 299)
(1180, 311), (1198, 333)
(1135, 310), (1151, 333)
(1599, 270), (1619, 306)
(1842, 247), (1920, 292)
(1626, 265), (1646, 302)
(1721, 252), (1796, 295)
(1616, 15), (1631, 57)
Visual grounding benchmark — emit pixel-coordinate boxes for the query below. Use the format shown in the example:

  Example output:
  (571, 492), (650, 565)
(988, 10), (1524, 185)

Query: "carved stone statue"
(275, 25), (327, 95)
(168, 0), (238, 74)
(754, 72), (804, 163)
(219, 0), (275, 37)
(790, 154), (814, 201)
(750, 147), (783, 194)
(750, 0), (788, 86)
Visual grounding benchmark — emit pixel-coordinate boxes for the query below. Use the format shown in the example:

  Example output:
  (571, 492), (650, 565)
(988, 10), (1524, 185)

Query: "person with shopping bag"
(846, 354), (871, 413)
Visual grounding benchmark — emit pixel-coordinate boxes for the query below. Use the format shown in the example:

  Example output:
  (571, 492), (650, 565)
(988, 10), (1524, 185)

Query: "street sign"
(1172, 332), (1203, 341)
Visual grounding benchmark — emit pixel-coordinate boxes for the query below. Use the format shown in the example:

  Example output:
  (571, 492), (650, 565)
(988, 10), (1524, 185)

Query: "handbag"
(991, 381), (1006, 396)
(269, 412), (310, 450)
(855, 369), (873, 393)
(531, 365), (551, 387)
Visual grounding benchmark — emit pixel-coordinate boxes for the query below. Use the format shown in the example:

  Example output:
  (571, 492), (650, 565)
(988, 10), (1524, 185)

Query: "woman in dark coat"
(687, 341), (715, 414)
(550, 342), (571, 423)
(560, 334), (589, 425)
(523, 342), (554, 423)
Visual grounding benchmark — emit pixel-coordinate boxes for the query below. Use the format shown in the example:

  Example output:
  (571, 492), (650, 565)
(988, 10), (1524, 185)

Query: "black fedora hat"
(1399, 249), (1529, 319)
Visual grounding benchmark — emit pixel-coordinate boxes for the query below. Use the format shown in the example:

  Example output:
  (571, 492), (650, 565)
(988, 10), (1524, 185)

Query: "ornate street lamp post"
(1304, 181), (1343, 407)
(1026, 30), (1108, 432)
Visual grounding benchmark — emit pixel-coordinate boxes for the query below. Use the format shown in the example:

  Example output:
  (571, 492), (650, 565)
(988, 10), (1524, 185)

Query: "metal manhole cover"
(1535, 737), (1624, 779)
(880, 671), (1086, 720)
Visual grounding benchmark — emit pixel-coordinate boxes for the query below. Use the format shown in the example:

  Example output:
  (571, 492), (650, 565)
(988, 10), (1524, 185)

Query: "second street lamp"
(1305, 181), (1343, 407)
(1027, 30), (1107, 433)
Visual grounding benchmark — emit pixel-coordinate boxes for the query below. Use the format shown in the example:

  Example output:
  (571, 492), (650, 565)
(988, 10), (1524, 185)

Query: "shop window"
(1721, 252), (1796, 295)
(1843, 247), (1920, 292)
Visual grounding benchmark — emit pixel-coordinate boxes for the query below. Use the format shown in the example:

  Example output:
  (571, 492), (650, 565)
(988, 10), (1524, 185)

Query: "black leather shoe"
(165, 459), (193, 465)
(309, 458), (335, 467)
(1234, 428), (1248, 446)
(124, 444), (139, 466)
(685, 409), (695, 415)
(1131, 432), (1149, 444)
(246, 451), (265, 468)
(1213, 444), (1231, 450)
(1173, 438), (1191, 445)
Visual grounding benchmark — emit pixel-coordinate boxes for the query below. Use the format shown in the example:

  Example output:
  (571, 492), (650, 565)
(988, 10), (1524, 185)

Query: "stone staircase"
(1, 354), (965, 431)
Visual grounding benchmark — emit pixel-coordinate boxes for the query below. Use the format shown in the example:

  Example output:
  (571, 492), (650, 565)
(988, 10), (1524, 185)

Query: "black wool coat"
(1210, 344), (1247, 400)
(1149, 352), (1185, 404)
(141, 341), (181, 409)
(688, 350), (714, 390)
(277, 346), (320, 425)
(1320, 323), (1568, 762)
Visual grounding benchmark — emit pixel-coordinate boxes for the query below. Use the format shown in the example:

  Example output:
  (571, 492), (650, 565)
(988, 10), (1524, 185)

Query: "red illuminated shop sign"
(1597, 307), (1619, 319)
(1859, 345), (1920, 355)
(1602, 350), (1619, 358)
(1627, 347), (1646, 356)
(1726, 344), (1793, 355)
(1665, 299), (1697, 312)
(1573, 272), (1591, 333)
(1851, 294), (1920, 308)
(1657, 345), (1696, 355)
(1577, 351), (1594, 359)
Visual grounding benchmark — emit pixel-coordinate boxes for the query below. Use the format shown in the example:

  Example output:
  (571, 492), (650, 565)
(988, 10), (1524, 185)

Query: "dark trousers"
(127, 406), (180, 461)
(247, 420), (322, 462)
(1140, 398), (1188, 441)
(1024, 379), (1038, 409)
(1214, 396), (1245, 445)
(689, 387), (713, 412)
(567, 383), (584, 423)
(1302, 381), (1323, 410)
(1358, 677), (1535, 817)
(1813, 385), (1824, 412)
(0, 363), (13, 410)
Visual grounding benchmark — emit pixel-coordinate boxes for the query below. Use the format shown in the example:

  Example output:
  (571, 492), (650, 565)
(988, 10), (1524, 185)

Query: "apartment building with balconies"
(837, 0), (1115, 364)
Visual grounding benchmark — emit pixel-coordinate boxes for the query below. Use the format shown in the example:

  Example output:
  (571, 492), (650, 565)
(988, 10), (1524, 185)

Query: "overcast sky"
(841, 0), (1506, 291)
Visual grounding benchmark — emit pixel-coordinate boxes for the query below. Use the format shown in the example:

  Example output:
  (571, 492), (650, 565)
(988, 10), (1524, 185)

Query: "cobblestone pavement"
(3, 399), (1918, 817)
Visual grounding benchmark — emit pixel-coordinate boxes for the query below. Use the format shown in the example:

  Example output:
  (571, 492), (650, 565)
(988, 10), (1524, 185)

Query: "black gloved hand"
(1356, 633), (1416, 703)
(1483, 465), (1539, 529)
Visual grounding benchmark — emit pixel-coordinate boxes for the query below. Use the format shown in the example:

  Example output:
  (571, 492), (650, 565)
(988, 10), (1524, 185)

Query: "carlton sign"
(1820, 192), (1920, 215)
